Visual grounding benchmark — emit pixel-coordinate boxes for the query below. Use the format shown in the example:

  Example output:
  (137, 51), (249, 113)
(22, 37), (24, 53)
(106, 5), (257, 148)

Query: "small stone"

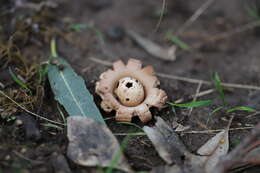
(106, 25), (125, 41)
(15, 119), (23, 126)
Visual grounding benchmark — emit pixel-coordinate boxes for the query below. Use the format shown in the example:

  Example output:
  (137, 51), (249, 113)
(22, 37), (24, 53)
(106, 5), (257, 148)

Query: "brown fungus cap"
(95, 58), (167, 123)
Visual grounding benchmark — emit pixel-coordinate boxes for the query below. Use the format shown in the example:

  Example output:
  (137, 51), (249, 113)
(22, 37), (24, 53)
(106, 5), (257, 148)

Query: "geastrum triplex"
(95, 59), (167, 123)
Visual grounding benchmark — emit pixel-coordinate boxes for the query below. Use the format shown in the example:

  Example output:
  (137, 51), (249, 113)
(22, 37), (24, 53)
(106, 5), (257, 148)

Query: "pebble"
(106, 25), (125, 41)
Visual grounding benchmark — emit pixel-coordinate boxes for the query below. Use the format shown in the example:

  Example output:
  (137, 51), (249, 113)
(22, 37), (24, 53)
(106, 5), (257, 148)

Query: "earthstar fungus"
(95, 59), (167, 123)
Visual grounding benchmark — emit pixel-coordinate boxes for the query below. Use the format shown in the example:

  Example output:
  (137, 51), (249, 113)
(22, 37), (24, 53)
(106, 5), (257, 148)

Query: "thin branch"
(90, 57), (260, 91)
(190, 21), (260, 50)
(154, 0), (167, 32)
(0, 90), (66, 126)
(188, 81), (202, 116)
(175, 0), (216, 36)
(13, 151), (44, 164)
(0, 82), (5, 89)
(246, 111), (260, 119)
(174, 88), (215, 104)
(184, 127), (254, 134)
(126, 30), (176, 61)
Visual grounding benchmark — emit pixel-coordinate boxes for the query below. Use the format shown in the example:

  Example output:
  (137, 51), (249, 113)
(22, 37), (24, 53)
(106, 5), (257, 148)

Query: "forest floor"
(0, 0), (260, 172)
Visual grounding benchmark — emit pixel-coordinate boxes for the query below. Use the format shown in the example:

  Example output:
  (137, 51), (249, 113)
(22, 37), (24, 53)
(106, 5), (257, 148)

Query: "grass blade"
(117, 122), (143, 131)
(226, 106), (256, 113)
(166, 32), (190, 50)
(168, 100), (213, 108)
(9, 67), (31, 94)
(68, 24), (87, 32)
(212, 72), (226, 103)
(104, 136), (131, 173)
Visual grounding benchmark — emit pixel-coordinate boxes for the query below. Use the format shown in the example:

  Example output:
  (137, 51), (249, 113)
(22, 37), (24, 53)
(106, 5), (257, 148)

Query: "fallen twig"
(157, 72), (260, 91)
(246, 111), (260, 119)
(184, 127), (254, 134)
(0, 90), (65, 126)
(13, 151), (44, 164)
(188, 81), (203, 116)
(191, 20), (260, 50)
(154, 0), (167, 32)
(175, 0), (216, 36)
(90, 57), (260, 91)
(126, 30), (176, 61)
(15, 1), (57, 11)
(0, 82), (4, 89)
(174, 88), (215, 104)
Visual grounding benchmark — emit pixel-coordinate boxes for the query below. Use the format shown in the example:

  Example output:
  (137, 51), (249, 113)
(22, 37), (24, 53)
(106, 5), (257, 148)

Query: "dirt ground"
(1, 0), (260, 172)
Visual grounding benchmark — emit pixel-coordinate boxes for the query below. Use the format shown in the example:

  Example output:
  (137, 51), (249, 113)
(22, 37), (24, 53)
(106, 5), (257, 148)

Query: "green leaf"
(9, 67), (32, 94)
(68, 24), (88, 32)
(48, 38), (104, 123)
(212, 72), (225, 103)
(211, 106), (225, 114)
(206, 106), (224, 125)
(168, 100), (213, 108)
(166, 32), (190, 50)
(226, 106), (256, 113)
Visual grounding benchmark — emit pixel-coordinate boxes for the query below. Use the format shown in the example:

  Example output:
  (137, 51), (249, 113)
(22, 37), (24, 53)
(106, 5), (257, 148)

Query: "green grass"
(211, 72), (255, 114)
(116, 122), (146, 136)
(168, 100), (213, 108)
(104, 136), (131, 173)
(6, 115), (16, 122)
(212, 72), (226, 104)
(165, 31), (190, 50)
(246, 6), (260, 20)
(117, 122), (143, 131)
(68, 23), (105, 42)
(169, 72), (256, 119)
(50, 38), (58, 58)
(226, 106), (255, 113)
(9, 67), (32, 94)
(38, 65), (48, 84)
(68, 24), (88, 32)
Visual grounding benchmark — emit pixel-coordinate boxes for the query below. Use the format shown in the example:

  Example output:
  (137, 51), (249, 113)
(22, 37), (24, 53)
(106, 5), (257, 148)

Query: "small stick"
(104, 116), (115, 121)
(246, 111), (260, 119)
(126, 30), (176, 61)
(188, 81), (202, 116)
(175, 0), (216, 36)
(154, 0), (167, 32)
(157, 72), (260, 91)
(89, 57), (260, 91)
(113, 133), (146, 136)
(174, 88), (215, 104)
(184, 127), (254, 134)
(190, 20), (260, 51)
(0, 82), (4, 89)
(0, 90), (66, 126)
(13, 151), (44, 164)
